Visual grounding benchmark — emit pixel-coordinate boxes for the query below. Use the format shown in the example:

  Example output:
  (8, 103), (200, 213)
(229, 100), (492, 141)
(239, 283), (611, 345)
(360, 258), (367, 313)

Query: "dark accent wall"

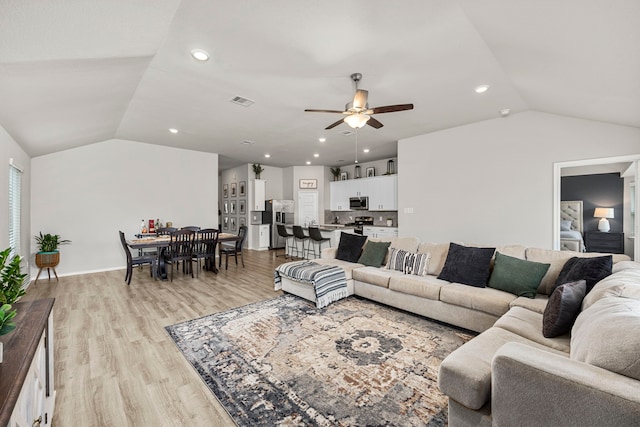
(561, 173), (624, 232)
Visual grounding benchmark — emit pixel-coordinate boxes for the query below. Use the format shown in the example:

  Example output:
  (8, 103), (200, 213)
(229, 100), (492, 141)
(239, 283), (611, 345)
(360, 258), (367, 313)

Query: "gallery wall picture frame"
(230, 182), (237, 197)
(223, 201), (229, 214)
(239, 181), (246, 196)
(239, 199), (246, 214)
(230, 200), (237, 214)
(340, 171), (348, 180)
(223, 216), (229, 230)
(223, 184), (228, 198)
(299, 179), (318, 189)
(239, 217), (246, 227)
(366, 167), (375, 177)
(230, 217), (237, 231)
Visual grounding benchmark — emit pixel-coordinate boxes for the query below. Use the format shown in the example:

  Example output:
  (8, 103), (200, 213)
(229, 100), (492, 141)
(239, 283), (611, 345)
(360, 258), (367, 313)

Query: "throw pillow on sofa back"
(488, 252), (550, 298)
(335, 232), (368, 263)
(438, 242), (495, 287)
(554, 255), (612, 294)
(357, 241), (391, 267)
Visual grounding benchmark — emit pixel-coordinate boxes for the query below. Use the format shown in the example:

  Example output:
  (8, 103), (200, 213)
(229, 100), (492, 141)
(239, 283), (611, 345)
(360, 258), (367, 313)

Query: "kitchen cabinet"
(1, 299), (55, 427)
(250, 179), (266, 211)
(363, 226), (398, 238)
(251, 224), (270, 250)
(329, 180), (350, 211)
(367, 175), (397, 211)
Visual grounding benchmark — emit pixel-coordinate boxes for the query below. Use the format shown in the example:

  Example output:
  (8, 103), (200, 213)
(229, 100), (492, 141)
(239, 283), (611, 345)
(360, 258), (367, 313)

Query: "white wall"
(31, 139), (218, 277)
(398, 111), (640, 248)
(0, 124), (31, 268)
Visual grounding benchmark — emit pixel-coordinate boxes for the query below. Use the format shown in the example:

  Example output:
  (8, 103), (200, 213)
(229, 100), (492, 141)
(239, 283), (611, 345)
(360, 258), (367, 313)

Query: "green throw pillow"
(357, 241), (391, 267)
(488, 252), (550, 298)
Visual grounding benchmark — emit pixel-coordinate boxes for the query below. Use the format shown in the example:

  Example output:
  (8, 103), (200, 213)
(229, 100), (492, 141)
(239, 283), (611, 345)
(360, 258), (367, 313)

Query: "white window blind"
(9, 159), (23, 258)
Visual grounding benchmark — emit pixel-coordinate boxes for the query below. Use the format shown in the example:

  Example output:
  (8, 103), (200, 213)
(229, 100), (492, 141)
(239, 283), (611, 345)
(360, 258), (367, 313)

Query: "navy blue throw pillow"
(335, 232), (368, 263)
(438, 243), (496, 287)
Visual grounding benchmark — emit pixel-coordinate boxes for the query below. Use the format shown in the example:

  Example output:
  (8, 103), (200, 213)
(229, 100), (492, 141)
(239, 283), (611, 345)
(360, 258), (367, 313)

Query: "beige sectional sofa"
(276, 236), (640, 426)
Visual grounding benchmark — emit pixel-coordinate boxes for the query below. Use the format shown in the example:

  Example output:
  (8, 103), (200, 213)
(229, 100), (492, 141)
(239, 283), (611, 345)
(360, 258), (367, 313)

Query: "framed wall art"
(230, 200), (236, 214)
(239, 199), (246, 215)
(230, 182), (237, 197)
(299, 179), (317, 189)
(340, 171), (348, 180)
(239, 181), (246, 196)
(223, 184), (228, 198)
(366, 167), (375, 177)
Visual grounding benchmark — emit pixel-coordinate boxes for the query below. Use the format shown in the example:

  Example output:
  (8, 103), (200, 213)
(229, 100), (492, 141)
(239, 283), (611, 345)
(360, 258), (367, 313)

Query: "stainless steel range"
(354, 216), (374, 235)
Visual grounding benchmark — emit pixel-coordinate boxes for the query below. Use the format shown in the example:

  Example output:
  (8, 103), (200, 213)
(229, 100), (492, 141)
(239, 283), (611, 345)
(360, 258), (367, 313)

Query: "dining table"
(127, 232), (240, 278)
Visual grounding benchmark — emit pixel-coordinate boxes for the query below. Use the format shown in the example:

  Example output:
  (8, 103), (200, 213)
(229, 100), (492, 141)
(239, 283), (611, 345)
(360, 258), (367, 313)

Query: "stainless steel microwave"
(349, 196), (368, 210)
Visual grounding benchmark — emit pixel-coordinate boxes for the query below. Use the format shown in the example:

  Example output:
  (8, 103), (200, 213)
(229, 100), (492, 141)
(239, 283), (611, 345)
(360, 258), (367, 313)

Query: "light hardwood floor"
(21, 249), (290, 427)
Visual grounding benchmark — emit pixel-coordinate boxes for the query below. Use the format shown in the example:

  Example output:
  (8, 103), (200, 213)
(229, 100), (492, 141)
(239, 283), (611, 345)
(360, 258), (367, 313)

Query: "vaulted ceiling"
(1, 0), (638, 170)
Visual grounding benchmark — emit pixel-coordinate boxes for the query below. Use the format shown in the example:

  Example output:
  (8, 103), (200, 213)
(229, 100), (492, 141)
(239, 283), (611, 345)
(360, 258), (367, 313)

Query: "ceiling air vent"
(338, 130), (355, 136)
(242, 140), (255, 145)
(229, 96), (255, 107)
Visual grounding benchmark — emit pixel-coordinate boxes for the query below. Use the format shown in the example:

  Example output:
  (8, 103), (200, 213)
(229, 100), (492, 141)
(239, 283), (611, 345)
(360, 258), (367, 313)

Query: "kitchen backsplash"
(324, 210), (398, 227)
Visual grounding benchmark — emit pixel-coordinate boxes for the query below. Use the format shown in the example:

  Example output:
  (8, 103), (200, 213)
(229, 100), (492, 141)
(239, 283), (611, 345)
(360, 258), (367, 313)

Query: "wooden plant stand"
(34, 251), (60, 284)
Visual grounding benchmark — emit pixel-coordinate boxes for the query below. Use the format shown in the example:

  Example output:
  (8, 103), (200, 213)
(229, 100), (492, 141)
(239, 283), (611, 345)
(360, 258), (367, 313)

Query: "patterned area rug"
(165, 295), (473, 426)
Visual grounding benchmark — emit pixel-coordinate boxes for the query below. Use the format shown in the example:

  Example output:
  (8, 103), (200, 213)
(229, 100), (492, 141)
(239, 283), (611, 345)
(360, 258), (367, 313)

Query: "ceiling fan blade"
(325, 118), (345, 130)
(305, 109), (346, 114)
(353, 90), (368, 110)
(369, 104), (414, 114)
(367, 117), (384, 129)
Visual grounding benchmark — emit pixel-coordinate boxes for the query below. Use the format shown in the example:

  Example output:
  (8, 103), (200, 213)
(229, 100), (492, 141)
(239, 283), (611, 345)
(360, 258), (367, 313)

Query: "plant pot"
(35, 251), (60, 268)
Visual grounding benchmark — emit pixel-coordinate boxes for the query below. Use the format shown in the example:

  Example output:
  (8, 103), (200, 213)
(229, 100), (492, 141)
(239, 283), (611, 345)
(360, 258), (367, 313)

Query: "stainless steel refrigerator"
(262, 199), (294, 249)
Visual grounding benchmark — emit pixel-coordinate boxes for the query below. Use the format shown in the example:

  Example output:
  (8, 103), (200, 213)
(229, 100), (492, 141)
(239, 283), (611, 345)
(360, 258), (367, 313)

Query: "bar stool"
(308, 226), (331, 258)
(276, 224), (294, 258)
(292, 225), (311, 259)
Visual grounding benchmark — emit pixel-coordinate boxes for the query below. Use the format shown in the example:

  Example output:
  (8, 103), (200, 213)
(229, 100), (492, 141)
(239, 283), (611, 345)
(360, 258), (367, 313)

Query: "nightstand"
(585, 231), (624, 254)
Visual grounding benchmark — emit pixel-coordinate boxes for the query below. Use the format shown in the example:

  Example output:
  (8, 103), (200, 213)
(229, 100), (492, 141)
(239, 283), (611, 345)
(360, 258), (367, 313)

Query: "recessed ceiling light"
(313, 153), (319, 158)
(264, 154), (271, 158)
(500, 108), (511, 117)
(318, 137), (326, 143)
(190, 49), (209, 61)
(363, 148), (370, 153)
(169, 128), (178, 134)
(475, 85), (490, 94)
(306, 161), (311, 165)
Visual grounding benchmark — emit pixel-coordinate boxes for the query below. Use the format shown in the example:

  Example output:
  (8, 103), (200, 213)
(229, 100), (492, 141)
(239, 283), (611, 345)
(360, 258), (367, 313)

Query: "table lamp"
(594, 207), (614, 232)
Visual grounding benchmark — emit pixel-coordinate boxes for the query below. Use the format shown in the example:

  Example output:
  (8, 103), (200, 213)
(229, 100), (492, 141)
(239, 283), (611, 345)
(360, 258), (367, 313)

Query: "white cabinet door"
(367, 175), (397, 211)
(251, 179), (266, 211)
(9, 331), (47, 427)
(330, 181), (350, 211)
(259, 224), (270, 249)
(363, 226), (398, 238)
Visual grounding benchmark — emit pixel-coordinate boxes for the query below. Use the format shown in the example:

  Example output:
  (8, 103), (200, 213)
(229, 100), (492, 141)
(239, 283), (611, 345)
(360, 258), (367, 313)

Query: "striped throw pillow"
(405, 252), (431, 276)
(386, 248), (408, 272)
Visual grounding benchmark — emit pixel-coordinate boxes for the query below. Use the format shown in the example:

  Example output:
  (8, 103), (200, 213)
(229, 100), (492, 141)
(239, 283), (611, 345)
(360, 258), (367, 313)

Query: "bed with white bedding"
(560, 200), (585, 252)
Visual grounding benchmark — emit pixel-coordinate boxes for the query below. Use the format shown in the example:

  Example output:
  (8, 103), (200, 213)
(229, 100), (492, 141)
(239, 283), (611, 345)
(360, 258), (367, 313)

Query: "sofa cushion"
(554, 255), (612, 294)
(571, 297), (640, 381)
(417, 242), (452, 276)
(335, 232), (367, 263)
(388, 236), (420, 253)
(438, 243), (495, 288)
(488, 252), (550, 298)
(405, 252), (431, 276)
(386, 247), (409, 272)
(438, 327), (568, 410)
(582, 267), (640, 311)
(494, 307), (571, 352)
(388, 274), (448, 300)
(439, 283), (516, 317)
(313, 258), (362, 280)
(353, 266), (402, 288)
(357, 240), (391, 267)
(509, 294), (549, 314)
(542, 280), (586, 338)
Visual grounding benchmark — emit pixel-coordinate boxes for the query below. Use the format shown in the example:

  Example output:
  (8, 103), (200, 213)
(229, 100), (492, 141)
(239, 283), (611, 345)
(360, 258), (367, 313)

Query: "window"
(9, 159), (23, 257)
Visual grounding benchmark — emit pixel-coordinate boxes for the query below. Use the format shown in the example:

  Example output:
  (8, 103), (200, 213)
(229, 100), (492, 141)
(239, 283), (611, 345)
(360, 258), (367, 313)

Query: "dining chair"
(181, 226), (201, 231)
(163, 229), (196, 281)
(292, 225), (311, 259)
(219, 225), (247, 270)
(119, 231), (156, 285)
(156, 227), (178, 236)
(276, 224), (294, 258)
(192, 228), (219, 277)
(308, 226), (331, 259)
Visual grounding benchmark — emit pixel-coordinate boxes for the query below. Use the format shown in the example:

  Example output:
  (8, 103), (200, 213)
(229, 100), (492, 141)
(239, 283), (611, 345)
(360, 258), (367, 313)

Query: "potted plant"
(0, 247), (27, 363)
(330, 167), (341, 181)
(34, 233), (71, 279)
(252, 163), (264, 179)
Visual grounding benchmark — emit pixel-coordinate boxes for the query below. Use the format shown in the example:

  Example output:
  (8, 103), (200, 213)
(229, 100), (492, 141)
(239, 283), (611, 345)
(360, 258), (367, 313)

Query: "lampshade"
(344, 113), (370, 129)
(593, 208), (614, 219)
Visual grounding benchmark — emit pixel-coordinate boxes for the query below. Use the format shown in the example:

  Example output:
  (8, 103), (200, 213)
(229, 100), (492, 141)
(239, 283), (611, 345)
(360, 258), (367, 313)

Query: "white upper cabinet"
(329, 180), (350, 211)
(251, 179), (266, 211)
(367, 175), (397, 211)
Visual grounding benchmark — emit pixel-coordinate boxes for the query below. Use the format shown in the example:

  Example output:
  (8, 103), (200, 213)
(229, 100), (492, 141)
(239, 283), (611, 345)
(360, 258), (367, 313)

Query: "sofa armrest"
(321, 247), (338, 259)
(492, 342), (640, 427)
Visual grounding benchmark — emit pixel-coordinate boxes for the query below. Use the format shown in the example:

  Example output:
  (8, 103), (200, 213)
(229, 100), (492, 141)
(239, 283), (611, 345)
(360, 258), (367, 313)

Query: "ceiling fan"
(305, 73), (414, 130)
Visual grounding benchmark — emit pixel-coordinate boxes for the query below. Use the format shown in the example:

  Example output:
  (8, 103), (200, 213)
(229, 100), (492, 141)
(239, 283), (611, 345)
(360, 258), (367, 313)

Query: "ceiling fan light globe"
(344, 113), (370, 129)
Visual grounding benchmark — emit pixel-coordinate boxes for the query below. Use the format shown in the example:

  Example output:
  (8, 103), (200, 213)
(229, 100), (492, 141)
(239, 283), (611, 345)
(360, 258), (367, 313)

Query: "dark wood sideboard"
(0, 298), (55, 426)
